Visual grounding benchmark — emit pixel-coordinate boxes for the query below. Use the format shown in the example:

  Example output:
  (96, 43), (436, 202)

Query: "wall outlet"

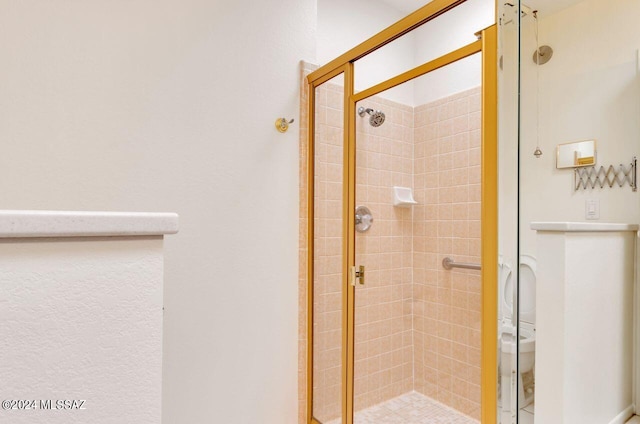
(585, 199), (600, 220)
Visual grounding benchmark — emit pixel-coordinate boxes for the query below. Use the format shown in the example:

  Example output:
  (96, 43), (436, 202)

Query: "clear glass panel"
(353, 56), (482, 423)
(317, 0), (413, 69)
(313, 73), (345, 424)
(353, 0), (494, 97)
(517, 0), (640, 423)
(497, 1), (520, 423)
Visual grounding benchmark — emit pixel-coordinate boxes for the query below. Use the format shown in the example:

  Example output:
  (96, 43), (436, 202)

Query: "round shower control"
(355, 206), (373, 233)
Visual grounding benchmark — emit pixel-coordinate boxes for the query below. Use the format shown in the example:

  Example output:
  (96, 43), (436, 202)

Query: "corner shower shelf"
(574, 157), (637, 192)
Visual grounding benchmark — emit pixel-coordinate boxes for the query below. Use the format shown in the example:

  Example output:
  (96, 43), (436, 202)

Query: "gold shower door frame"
(306, 1), (498, 423)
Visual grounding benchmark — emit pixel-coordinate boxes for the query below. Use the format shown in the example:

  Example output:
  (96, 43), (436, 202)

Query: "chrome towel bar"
(442, 257), (481, 271)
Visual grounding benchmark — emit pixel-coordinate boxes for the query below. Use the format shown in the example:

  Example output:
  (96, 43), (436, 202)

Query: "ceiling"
(376, 0), (432, 14)
(378, 0), (586, 17)
(523, 0), (585, 16)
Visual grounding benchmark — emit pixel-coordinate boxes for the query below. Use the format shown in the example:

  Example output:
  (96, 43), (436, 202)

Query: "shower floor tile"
(327, 391), (478, 424)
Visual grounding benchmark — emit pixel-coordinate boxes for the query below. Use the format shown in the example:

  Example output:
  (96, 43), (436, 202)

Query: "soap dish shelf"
(393, 186), (418, 207)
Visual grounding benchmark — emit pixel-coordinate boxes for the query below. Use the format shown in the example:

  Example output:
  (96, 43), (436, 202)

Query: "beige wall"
(353, 95), (415, 411)
(412, 87), (482, 419)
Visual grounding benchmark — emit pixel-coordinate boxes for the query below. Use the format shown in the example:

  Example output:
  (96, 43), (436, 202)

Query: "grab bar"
(442, 257), (481, 271)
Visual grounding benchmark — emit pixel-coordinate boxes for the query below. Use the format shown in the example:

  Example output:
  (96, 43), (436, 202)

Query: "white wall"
(519, 0), (640, 256)
(413, 0), (494, 105)
(535, 228), (635, 423)
(0, 1), (315, 423)
(0, 236), (164, 424)
(318, 0), (493, 106)
(318, 0), (416, 105)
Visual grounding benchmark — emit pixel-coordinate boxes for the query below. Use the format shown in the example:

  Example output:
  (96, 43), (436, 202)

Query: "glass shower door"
(310, 72), (346, 424)
(352, 91), (415, 421)
(351, 53), (486, 424)
(512, 1), (640, 423)
(307, 3), (499, 423)
(497, 1), (521, 423)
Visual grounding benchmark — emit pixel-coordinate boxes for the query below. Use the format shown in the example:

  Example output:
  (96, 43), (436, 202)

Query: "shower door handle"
(350, 266), (365, 286)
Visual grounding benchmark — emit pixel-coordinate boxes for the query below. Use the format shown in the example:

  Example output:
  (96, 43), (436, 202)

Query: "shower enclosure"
(303, 1), (499, 423)
(304, 0), (640, 422)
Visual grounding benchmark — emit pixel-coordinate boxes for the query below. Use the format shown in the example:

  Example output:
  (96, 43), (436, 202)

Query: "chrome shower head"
(357, 106), (386, 127)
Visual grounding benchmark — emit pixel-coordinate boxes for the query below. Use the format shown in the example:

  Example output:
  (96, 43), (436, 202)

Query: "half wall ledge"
(0, 210), (179, 238)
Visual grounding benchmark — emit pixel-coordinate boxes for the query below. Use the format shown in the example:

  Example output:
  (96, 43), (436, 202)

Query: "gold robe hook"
(275, 118), (294, 133)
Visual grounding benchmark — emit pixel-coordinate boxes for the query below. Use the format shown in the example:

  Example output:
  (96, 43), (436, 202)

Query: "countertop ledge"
(531, 222), (639, 232)
(0, 210), (179, 238)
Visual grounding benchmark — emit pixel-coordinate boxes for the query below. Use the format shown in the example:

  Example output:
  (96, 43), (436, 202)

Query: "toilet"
(498, 255), (537, 412)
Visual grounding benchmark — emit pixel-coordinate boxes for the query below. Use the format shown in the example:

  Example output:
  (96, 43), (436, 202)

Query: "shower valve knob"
(355, 205), (373, 232)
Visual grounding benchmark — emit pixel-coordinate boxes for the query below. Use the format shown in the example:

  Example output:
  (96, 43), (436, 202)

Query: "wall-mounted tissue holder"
(393, 186), (417, 207)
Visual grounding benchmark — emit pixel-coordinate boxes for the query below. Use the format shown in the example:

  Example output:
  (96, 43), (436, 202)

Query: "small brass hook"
(275, 118), (294, 133)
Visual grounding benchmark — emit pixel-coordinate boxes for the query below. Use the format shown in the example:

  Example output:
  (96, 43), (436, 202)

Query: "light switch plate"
(585, 199), (600, 220)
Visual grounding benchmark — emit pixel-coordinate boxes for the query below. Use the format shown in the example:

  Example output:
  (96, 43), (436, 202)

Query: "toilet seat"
(498, 257), (512, 322)
(501, 255), (537, 324)
(498, 255), (537, 411)
(499, 322), (535, 354)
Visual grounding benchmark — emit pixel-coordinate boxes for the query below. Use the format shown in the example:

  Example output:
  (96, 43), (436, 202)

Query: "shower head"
(357, 106), (386, 127)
